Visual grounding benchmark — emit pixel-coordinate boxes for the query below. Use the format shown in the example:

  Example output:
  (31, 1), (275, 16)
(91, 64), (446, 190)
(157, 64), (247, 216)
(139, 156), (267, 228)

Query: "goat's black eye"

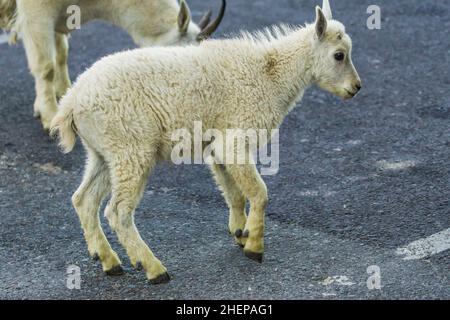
(334, 52), (345, 61)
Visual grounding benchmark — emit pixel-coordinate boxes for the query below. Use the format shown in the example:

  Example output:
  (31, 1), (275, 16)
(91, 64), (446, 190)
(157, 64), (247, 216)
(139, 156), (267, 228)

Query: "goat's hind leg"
(105, 154), (170, 284)
(210, 163), (247, 247)
(72, 147), (123, 275)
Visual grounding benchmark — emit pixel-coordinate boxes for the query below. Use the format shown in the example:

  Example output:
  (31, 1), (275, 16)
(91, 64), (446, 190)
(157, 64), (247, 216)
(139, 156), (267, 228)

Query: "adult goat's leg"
(209, 163), (247, 246)
(225, 164), (268, 263)
(54, 33), (71, 99)
(105, 155), (169, 284)
(21, 19), (57, 130)
(72, 147), (123, 275)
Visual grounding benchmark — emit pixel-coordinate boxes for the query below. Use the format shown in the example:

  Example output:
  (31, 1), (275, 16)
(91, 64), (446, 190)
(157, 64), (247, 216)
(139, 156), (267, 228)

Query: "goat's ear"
(322, 0), (332, 20)
(315, 6), (327, 41)
(178, 0), (191, 34)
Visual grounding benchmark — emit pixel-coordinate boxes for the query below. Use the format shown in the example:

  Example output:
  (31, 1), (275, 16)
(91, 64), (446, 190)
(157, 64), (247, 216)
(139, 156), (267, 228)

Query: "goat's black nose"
(355, 83), (362, 92)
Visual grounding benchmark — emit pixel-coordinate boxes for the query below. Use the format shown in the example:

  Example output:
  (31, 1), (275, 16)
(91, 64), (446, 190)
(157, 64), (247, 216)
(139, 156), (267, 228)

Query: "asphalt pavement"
(0, 0), (449, 299)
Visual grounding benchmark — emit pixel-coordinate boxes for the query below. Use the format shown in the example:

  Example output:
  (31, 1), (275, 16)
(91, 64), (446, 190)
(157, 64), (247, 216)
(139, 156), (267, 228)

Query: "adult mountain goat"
(0, 0), (225, 131)
(51, 0), (361, 284)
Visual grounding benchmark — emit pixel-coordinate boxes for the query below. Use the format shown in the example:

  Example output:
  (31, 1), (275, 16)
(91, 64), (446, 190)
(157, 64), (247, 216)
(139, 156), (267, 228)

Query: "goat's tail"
(50, 98), (77, 154)
(0, 0), (18, 44)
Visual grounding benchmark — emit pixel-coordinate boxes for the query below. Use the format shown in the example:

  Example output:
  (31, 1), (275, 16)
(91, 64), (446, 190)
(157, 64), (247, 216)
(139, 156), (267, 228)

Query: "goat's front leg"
(209, 163), (248, 247)
(54, 33), (71, 99)
(21, 20), (58, 131)
(225, 164), (268, 263)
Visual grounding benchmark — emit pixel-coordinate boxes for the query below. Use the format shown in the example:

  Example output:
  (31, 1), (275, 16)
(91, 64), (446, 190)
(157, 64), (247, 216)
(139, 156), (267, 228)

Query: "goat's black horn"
(198, 10), (212, 30)
(196, 0), (226, 41)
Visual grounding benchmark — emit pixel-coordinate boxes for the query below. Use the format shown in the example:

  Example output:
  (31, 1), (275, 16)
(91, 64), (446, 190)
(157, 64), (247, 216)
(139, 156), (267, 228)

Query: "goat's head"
(310, 0), (361, 100)
(147, 0), (226, 46)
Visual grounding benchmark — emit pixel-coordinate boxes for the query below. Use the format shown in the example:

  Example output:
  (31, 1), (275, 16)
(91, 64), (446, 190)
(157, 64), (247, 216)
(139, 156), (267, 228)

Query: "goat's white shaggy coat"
(51, 0), (361, 283)
(0, 0), (225, 131)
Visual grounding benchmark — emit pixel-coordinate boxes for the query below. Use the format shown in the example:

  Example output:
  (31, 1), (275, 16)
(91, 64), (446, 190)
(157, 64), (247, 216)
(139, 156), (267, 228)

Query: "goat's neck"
(265, 28), (315, 115)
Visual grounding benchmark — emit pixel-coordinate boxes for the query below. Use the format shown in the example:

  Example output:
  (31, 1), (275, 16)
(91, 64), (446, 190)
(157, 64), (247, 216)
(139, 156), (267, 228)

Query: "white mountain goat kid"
(51, 0), (361, 284)
(0, 0), (225, 131)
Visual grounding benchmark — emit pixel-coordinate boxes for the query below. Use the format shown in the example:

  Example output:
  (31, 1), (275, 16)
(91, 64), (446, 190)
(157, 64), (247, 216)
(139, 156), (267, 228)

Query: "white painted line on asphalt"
(320, 275), (355, 286)
(376, 160), (416, 171)
(396, 228), (450, 260)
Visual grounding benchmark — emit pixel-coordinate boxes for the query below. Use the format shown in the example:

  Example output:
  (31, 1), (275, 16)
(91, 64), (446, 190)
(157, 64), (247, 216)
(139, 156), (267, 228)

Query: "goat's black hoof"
(135, 262), (143, 271)
(92, 253), (100, 261)
(149, 272), (171, 285)
(105, 265), (124, 276)
(242, 230), (250, 238)
(234, 229), (243, 238)
(244, 250), (263, 263)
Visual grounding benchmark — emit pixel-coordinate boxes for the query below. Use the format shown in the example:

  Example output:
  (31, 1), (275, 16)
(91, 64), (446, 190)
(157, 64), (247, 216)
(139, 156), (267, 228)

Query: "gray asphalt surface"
(0, 0), (449, 299)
